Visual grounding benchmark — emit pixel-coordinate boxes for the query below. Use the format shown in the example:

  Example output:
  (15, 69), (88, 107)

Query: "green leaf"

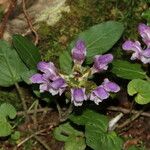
(70, 21), (124, 64)
(11, 131), (20, 140)
(0, 103), (17, 119)
(0, 40), (28, 87)
(85, 124), (123, 150)
(59, 51), (72, 74)
(13, 34), (41, 70)
(112, 60), (146, 80)
(69, 109), (109, 132)
(128, 79), (150, 104)
(53, 122), (84, 142)
(64, 135), (86, 150)
(0, 120), (12, 137)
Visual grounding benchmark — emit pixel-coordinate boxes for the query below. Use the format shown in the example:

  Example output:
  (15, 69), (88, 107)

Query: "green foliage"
(59, 51), (73, 74)
(128, 79), (150, 104)
(0, 40), (29, 87)
(12, 34), (41, 70)
(53, 122), (86, 150)
(142, 9), (150, 25)
(69, 109), (109, 131)
(0, 103), (17, 137)
(69, 109), (123, 150)
(70, 21), (124, 64)
(0, 103), (17, 119)
(86, 125), (123, 150)
(11, 131), (20, 141)
(112, 60), (146, 80)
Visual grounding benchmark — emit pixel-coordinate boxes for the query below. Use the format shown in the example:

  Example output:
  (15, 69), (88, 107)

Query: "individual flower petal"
(71, 40), (86, 65)
(138, 23), (150, 47)
(37, 61), (58, 80)
(30, 74), (50, 92)
(30, 74), (44, 83)
(90, 86), (109, 105)
(102, 78), (120, 93)
(71, 88), (87, 106)
(91, 54), (113, 74)
(122, 40), (143, 60)
(49, 78), (67, 96)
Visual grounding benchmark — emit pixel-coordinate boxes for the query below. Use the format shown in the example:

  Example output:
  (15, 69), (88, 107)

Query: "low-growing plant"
(0, 20), (149, 150)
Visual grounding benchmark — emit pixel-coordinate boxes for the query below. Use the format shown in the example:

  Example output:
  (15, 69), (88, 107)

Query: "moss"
(38, 0), (149, 63)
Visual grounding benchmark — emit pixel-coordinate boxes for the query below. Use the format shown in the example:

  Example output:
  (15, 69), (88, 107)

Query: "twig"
(17, 107), (53, 116)
(15, 83), (29, 122)
(107, 106), (150, 117)
(117, 110), (143, 129)
(0, 0), (17, 38)
(34, 136), (52, 150)
(22, 0), (39, 45)
(17, 128), (47, 147)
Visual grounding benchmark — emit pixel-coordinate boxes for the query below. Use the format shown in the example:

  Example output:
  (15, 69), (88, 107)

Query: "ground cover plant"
(0, 0), (150, 150)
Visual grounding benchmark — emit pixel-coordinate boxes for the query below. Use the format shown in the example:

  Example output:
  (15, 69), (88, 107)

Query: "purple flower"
(30, 74), (50, 92)
(49, 78), (67, 96)
(90, 86), (109, 105)
(90, 78), (120, 105)
(122, 40), (143, 60)
(102, 78), (120, 93)
(71, 88), (87, 106)
(71, 40), (86, 65)
(37, 61), (58, 80)
(138, 23), (150, 48)
(91, 54), (113, 74)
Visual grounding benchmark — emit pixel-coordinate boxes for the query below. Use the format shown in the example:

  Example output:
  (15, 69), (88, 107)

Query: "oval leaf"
(112, 60), (146, 80)
(70, 21), (124, 64)
(0, 40), (28, 87)
(13, 34), (41, 69)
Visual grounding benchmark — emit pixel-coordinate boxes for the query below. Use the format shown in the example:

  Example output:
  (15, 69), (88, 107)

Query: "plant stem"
(15, 83), (29, 122)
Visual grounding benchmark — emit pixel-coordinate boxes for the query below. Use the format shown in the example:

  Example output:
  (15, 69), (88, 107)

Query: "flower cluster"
(122, 23), (150, 64)
(30, 40), (120, 106)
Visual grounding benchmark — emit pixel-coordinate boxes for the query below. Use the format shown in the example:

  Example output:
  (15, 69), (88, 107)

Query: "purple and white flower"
(71, 88), (87, 106)
(90, 78), (120, 105)
(138, 23), (150, 48)
(122, 40), (143, 60)
(30, 73), (50, 92)
(91, 54), (113, 74)
(49, 78), (67, 96)
(71, 40), (86, 65)
(122, 23), (150, 64)
(90, 86), (109, 105)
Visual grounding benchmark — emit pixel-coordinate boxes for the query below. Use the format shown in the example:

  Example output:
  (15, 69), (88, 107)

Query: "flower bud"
(71, 40), (86, 65)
